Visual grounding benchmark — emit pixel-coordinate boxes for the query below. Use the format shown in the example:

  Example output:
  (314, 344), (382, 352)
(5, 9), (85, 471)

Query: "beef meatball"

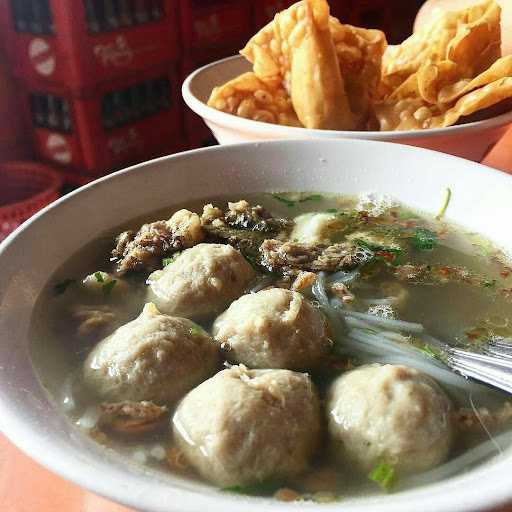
(83, 303), (219, 404)
(327, 364), (453, 474)
(212, 288), (331, 370)
(172, 365), (321, 487)
(147, 243), (255, 319)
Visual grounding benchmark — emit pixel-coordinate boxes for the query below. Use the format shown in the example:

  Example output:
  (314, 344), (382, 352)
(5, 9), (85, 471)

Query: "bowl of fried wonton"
(183, 0), (512, 162)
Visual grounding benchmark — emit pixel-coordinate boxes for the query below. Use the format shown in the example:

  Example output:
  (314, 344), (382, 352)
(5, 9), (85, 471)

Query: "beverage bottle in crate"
(5, 1), (178, 90)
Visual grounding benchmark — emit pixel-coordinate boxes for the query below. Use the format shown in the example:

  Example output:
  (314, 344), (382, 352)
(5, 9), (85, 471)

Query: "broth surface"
(30, 192), (512, 500)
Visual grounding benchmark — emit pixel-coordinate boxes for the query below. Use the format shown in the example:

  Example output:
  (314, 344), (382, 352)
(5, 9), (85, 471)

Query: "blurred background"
(0, 0), (425, 240)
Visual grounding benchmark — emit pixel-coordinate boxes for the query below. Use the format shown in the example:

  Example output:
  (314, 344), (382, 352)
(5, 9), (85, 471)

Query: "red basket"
(0, 161), (62, 240)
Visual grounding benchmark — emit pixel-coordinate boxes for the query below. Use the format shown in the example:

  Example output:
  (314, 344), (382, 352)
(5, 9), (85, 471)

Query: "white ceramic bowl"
(1, 140), (512, 512)
(182, 55), (512, 161)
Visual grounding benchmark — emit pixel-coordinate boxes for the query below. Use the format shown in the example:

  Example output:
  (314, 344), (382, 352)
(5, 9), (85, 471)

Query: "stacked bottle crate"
(179, 0), (254, 148)
(1, 0), (183, 178)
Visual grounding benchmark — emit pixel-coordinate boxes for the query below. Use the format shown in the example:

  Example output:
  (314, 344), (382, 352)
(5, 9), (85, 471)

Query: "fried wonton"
(241, 0), (385, 128)
(207, 72), (301, 127)
(381, 0), (501, 94)
(375, 74), (512, 131)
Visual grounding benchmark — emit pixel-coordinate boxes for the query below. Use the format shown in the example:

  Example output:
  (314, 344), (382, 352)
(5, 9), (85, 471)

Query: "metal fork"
(443, 339), (512, 394)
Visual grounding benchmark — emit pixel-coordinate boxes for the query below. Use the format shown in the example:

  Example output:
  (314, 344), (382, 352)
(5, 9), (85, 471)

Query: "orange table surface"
(1, 130), (512, 512)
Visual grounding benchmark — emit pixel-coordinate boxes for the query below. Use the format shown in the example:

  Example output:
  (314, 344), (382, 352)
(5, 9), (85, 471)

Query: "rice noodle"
(361, 297), (397, 306)
(312, 272), (329, 306)
(375, 355), (486, 394)
(402, 430), (512, 489)
(341, 310), (424, 334)
(326, 269), (360, 285)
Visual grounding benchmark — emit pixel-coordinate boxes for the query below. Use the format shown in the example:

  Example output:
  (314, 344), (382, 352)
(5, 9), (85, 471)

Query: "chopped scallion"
(368, 463), (396, 491)
(94, 271), (105, 283)
(271, 194), (296, 207)
(299, 194), (323, 203)
(436, 187), (452, 220)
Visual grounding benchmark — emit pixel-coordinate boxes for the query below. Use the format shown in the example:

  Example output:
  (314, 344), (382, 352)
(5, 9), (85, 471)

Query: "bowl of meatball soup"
(1, 139), (512, 512)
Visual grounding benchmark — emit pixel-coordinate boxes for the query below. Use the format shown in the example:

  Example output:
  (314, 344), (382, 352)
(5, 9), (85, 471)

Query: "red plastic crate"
(2, 0), (178, 91)
(179, 0), (252, 60)
(0, 160), (62, 240)
(23, 63), (184, 174)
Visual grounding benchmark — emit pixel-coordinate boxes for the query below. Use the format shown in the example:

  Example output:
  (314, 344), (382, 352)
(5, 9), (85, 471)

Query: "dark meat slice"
(202, 223), (268, 260)
(98, 400), (168, 436)
(112, 210), (204, 274)
(260, 239), (364, 273)
(201, 200), (293, 233)
(223, 199), (293, 232)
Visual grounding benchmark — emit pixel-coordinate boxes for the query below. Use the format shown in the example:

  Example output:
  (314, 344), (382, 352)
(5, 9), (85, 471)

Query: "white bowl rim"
(2, 140), (512, 512)
(182, 54), (512, 140)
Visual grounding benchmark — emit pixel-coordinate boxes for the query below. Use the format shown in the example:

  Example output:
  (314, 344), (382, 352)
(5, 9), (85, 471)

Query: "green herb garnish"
(189, 325), (203, 336)
(53, 278), (75, 296)
(411, 228), (437, 251)
(102, 280), (117, 295)
(368, 463), (396, 492)
(482, 279), (497, 288)
(223, 480), (283, 496)
(419, 345), (442, 360)
(436, 187), (452, 220)
(272, 194), (296, 207)
(94, 271), (105, 283)
(299, 194), (323, 203)
(325, 208), (338, 214)
(162, 253), (181, 267)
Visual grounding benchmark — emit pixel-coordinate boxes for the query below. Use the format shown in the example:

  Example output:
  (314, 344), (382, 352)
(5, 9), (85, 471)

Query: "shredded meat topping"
(112, 210), (204, 274)
(260, 239), (360, 273)
(72, 305), (117, 337)
(99, 401), (168, 436)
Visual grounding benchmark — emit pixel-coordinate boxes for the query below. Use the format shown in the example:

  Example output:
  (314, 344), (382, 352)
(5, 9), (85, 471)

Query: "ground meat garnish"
(112, 210), (204, 274)
(72, 305), (116, 337)
(260, 239), (360, 273)
(98, 401), (168, 436)
(453, 402), (512, 432)
(330, 282), (355, 303)
(291, 271), (317, 291)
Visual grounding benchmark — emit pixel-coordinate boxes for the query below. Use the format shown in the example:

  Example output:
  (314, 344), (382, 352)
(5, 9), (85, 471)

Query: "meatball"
(291, 212), (345, 243)
(83, 303), (219, 403)
(172, 365), (321, 487)
(212, 288), (331, 370)
(147, 243), (255, 319)
(327, 364), (453, 475)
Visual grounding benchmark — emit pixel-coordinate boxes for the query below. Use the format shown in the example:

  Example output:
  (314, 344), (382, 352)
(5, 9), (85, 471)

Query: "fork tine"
(446, 354), (512, 395)
(483, 346), (512, 361)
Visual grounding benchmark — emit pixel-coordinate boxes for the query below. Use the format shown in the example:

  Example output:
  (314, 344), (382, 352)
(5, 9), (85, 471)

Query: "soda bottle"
(156, 77), (171, 109)
(118, 0), (133, 27)
(29, 0), (44, 34)
(61, 99), (72, 132)
(40, 0), (54, 34)
(11, 0), (27, 32)
(104, 0), (119, 30)
(47, 94), (61, 130)
(134, 0), (149, 24)
(139, 82), (151, 117)
(101, 93), (116, 129)
(129, 84), (142, 120)
(121, 88), (133, 123)
(31, 94), (48, 128)
(112, 90), (128, 126)
(149, 0), (162, 21)
(84, 0), (101, 33)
